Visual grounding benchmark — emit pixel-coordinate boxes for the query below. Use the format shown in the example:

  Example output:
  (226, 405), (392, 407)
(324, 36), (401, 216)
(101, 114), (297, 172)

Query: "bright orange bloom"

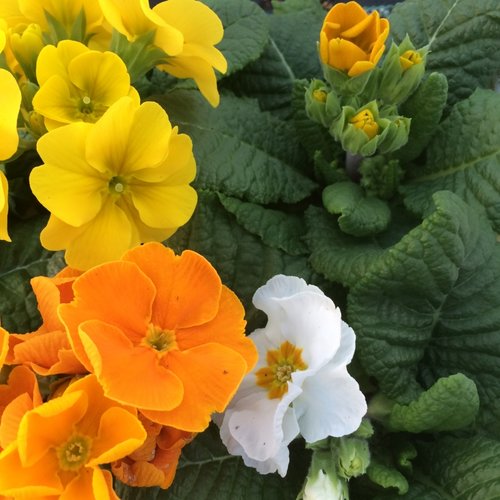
(319, 1), (389, 77)
(59, 242), (258, 432)
(112, 414), (194, 489)
(8, 268), (86, 376)
(0, 374), (146, 499)
(0, 366), (42, 451)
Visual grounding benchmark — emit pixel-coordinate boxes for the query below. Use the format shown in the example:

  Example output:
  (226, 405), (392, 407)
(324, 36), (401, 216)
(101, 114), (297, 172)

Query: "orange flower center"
(255, 340), (308, 399)
(143, 324), (178, 355)
(57, 434), (92, 471)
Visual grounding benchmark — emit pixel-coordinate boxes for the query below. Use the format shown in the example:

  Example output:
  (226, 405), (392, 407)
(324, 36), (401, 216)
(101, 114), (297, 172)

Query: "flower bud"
(299, 450), (349, 500)
(377, 115), (411, 154)
(319, 1), (389, 78)
(377, 35), (427, 105)
(10, 23), (45, 83)
(335, 437), (371, 479)
(305, 79), (341, 127)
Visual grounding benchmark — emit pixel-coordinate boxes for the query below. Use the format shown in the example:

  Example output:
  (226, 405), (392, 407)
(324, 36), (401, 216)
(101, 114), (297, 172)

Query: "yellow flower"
(0, 172), (10, 242)
(0, 375), (146, 499)
(154, 0), (227, 107)
(319, 1), (389, 77)
(9, 23), (45, 82)
(29, 96), (197, 270)
(99, 0), (183, 55)
(33, 40), (139, 130)
(0, 68), (21, 161)
(349, 108), (379, 139)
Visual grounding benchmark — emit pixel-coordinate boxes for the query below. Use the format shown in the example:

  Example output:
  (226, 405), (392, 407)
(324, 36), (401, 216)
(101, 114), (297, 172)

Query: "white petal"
(294, 363), (367, 443)
(330, 321), (356, 367)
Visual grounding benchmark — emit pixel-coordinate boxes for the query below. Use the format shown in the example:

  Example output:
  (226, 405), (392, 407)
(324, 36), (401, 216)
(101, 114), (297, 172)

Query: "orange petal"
(123, 243), (222, 329)
(142, 344), (247, 431)
(59, 260), (155, 369)
(112, 459), (166, 488)
(0, 442), (62, 496)
(348, 60), (375, 77)
(79, 321), (184, 411)
(0, 327), (8, 369)
(176, 286), (257, 372)
(30, 276), (65, 332)
(0, 365), (42, 412)
(89, 406), (146, 465)
(0, 393), (35, 449)
(328, 37), (367, 72)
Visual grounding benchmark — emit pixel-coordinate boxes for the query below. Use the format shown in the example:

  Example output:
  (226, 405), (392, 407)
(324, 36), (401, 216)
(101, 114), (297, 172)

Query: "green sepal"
(322, 62), (375, 97)
(322, 181), (391, 237)
(377, 35), (427, 106)
(110, 29), (167, 83)
(304, 79), (341, 128)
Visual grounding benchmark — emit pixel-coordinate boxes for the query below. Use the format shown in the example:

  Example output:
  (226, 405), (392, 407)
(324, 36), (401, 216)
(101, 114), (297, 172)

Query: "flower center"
(349, 109), (379, 139)
(57, 434), (92, 471)
(108, 175), (127, 195)
(143, 324), (178, 354)
(255, 340), (308, 399)
(79, 95), (93, 114)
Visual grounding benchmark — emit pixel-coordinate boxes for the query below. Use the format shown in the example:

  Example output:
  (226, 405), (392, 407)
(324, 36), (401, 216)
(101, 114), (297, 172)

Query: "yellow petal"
(0, 69), (20, 161)
(327, 37), (368, 72)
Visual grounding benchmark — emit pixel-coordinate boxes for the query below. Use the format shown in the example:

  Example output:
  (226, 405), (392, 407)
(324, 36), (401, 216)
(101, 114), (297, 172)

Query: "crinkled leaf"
(305, 206), (385, 287)
(115, 425), (306, 500)
(396, 72), (448, 163)
(322, 182), (391, 237)
(155, 90), (316, 204)
(205, 0), (269, 77)
(218, 194), (307, 256)
(367, 460), (409, 495)
(348, 191), (500, 436)
(0, 216), (64, 332)
(389, 373), (479, 432)
(390, 0), (500, 106)
(222, 38), (295, 117)
(415, 435), (500, 499)
(373, 481), (446, 500)
(269, 6), (323, 80)
(401, 89), (500, 231)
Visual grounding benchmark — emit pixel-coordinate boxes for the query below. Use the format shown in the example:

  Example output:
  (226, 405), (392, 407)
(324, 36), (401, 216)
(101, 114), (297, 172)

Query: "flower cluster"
(305, 1), (426, 157)
(0, 0), (227, 263)
(0, 242), (257, 497)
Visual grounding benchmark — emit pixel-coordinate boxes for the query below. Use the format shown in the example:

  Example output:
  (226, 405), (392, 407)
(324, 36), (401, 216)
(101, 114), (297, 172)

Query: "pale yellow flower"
(30, 96), (197, 270)
(33, 40), (139, 130)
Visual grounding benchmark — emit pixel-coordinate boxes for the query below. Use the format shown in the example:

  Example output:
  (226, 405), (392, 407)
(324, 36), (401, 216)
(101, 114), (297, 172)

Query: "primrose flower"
(33, 40), (139, 130)
(58, 242), (258, 432)
(0, 374), (146, 499)
(8, 268), (86, 376)
(219, 275), (367, 476)
(319, 1), (389, 77)
(30, 96), (198, 270)
(154, 0), (228, 107)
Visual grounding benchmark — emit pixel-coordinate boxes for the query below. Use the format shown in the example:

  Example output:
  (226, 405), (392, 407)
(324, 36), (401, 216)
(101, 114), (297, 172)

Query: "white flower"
(219, 275), (367, 476)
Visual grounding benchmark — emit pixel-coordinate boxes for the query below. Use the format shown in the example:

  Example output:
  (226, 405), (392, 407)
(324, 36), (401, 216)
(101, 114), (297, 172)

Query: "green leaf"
(373, 481), (446, 500)
(396, 72), (448, 163)
(322, 182), (391, 237)
(218, 194), (307, 256)
(205, 0), (269, 77)
(222, 38), (295, 117)
(400, 89), (500, 231)
(155, 90), (316, 204)
(347, 191), (500, 436)
(269, 6), (324, 80)
(390, 0), (500, 106)
(0, 216), (64, 332)
(415, 435), (500, 499)
(115, 425), (304, 500)
(389, 373), (479, 432)
(367, 460), (409, 495)
(305, 206), (385, 287)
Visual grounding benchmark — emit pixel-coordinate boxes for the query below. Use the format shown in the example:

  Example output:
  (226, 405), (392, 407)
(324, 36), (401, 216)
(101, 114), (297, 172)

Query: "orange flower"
(319, 1), (389, 77)
(7, 268), (86, 376)
(111, 414), (194, 489)
(0, 366), (42, 452)
(59, 242), (258, 432)
(0, 374), (146, 499)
